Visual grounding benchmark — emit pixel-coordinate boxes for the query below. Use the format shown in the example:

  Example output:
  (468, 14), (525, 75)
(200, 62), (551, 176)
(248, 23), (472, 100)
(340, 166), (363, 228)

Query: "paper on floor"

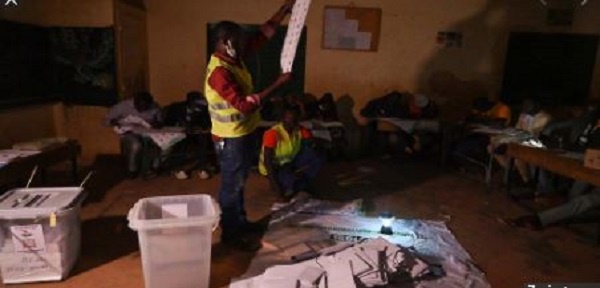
(230, 237), (432, 288)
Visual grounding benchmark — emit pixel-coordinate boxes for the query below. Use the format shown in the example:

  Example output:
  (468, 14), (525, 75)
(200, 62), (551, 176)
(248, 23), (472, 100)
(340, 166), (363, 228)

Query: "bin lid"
(0, 187), (84, 219)
(128, 194), (220, 231)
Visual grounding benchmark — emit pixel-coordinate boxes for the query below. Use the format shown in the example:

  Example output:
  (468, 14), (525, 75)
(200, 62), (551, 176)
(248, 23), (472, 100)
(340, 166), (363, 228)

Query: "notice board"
(322, 6), (381, 52)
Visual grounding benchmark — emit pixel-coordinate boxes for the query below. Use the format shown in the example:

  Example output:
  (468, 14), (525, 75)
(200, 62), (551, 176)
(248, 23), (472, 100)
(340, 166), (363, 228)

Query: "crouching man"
(259, 107), (324, 199)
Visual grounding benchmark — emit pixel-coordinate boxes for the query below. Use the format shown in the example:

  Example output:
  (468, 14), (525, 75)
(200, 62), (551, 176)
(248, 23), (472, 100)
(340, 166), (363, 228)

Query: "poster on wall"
(48, 27), (117, 106)
(322, 6), (381, 52)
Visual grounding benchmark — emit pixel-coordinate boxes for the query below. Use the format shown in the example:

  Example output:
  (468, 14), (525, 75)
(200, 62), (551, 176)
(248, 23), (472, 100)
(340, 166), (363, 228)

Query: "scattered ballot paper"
(230, 237), (432, 288)
(0, 150), (40, 164)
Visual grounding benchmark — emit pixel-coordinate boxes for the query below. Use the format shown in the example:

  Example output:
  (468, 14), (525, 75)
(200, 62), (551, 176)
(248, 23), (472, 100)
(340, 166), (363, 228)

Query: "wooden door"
(114, 0), (149, 99)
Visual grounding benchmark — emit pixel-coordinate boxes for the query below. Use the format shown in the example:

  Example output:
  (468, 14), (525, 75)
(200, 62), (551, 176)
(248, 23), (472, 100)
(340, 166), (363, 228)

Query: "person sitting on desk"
(259, 107), (324, 200)
(508, 117), (600, 230)
(104, 92), (163, 178)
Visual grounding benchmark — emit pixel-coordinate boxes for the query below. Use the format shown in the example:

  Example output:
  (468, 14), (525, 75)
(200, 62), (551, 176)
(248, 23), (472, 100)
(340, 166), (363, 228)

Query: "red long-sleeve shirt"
(207, 22), (276, 115)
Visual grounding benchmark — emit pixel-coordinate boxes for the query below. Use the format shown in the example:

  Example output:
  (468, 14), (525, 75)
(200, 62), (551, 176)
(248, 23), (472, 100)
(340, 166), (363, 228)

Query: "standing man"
(205, 0), (295, 251)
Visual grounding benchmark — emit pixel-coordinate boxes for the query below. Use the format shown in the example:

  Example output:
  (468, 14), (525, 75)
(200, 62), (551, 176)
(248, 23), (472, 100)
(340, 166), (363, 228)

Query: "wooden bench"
(504, 143), (600, 243)
(0, 140), (81, 187)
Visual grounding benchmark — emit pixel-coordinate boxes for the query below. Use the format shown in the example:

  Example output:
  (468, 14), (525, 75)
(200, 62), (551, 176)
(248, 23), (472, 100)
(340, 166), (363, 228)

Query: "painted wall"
(2, 0), (600, 159)
(0, 0), (118, 162)
(146, 0), (600, 122)
(0, 105), (57, 149)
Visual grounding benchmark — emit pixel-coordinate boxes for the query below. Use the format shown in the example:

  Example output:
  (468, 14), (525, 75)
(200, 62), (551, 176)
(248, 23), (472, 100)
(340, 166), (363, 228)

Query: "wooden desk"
(505, 144), (600, 244)
(376, 118), (441, 134)
(0, 140), (81, 187)
(504, 143), (600, 188)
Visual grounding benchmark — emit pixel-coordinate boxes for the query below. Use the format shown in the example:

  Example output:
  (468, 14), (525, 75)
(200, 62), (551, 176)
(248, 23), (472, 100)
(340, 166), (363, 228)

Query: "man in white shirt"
(104, 92), (162, 178)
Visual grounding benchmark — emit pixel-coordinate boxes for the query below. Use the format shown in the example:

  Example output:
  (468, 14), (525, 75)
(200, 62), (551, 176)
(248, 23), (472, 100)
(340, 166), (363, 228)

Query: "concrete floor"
(7, 155), (600, 288)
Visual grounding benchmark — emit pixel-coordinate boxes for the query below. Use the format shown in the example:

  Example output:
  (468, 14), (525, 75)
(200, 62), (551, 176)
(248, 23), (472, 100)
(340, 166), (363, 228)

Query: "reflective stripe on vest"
(258, 123), (303, 176)
(204, 55), (261, 138)
(210, 103), (233, 110)
(209, 110), (246, 123)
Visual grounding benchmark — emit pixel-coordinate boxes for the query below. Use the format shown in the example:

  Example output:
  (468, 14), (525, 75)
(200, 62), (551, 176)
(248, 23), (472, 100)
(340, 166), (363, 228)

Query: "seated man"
(508, 117), (600, 229)
(163, 91), (214, 179)
(163, 91), (210, 129)
(394, 94), (436, 157)
(259, 107), (324, 199)
(104, 92), (163, 178)
(541, 105), (599, 150)
(491, 98), (551, 186)
(511, 184), (600, 230)
(531, 106), (600, 198)
(453, 96), (512, 162)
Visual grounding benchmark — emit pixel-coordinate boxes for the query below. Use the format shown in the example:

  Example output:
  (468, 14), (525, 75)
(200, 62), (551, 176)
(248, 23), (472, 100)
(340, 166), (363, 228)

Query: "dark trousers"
(454, 134), (490, 160)
(275, 146), (323, 195)
(186, 132), (214, 171)
(120, 133), (143, 173)
(214, 133), (255, 235)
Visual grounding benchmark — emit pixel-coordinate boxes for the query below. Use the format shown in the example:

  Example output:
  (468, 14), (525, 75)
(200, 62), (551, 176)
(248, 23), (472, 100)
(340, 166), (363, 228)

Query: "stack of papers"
(113, 115), (152, 135)
(471, 127), (524, 136)
(0, 150), (40, 165)
(230, 237), (431, 288)
(12, 137), (68, 151)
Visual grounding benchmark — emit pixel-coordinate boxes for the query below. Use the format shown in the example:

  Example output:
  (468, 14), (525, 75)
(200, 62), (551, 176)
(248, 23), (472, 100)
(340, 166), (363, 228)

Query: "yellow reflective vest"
(204, 55), (261, 138)
(259, 123), (303, 176)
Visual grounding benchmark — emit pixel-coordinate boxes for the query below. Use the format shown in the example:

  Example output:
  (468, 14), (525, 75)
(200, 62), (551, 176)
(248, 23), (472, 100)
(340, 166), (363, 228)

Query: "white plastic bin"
(128, 194), (220, 288)
(0, 187), (85, 284)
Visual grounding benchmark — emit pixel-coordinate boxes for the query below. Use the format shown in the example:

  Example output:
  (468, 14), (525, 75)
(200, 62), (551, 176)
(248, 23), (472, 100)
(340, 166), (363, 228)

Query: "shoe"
(513, 215), (543, 231)
(198, 170), (211, 180)
(143, 169), (159, 180)
(221, 232), (262, 252)
(283, 188), (296, 198)
(173, 170), (189, 180)
(508, 186), (536, 202)
(534, 194), (566, 207)
(241, 221), (265, 234)
(127, 171), (139, 179)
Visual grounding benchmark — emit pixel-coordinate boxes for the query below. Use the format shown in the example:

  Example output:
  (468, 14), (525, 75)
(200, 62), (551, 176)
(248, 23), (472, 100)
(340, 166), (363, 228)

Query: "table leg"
(71, 156), (78, 184)
(596, 222), (600, 245)
(504, 156), (515, 196)
(39, 168), (47, 184)
(440, 128), (447, 167)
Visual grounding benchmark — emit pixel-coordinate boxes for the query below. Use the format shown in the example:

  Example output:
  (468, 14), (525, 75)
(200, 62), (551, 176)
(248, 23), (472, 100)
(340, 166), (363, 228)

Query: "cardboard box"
(584, 149), (600, 170)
